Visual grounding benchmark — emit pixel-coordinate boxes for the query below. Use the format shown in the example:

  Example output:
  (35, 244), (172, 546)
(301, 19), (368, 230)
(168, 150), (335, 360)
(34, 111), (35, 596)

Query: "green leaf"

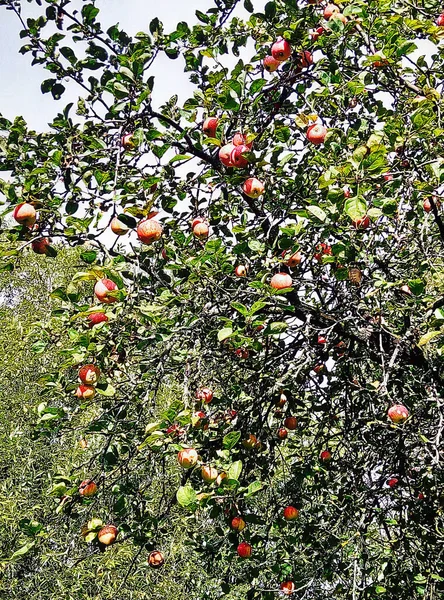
(418, 330), (442, 347)
(231, 302), (249, 317)
(177, 485), (197, 507)
(218, 327), (233, 342)
(228, 460), (243, 481)
(223, 431), (241, 450)
(344, 196), (367, 220)
(245, 480), (263, 497)
(250, 78), (267, 94)
(264, 1), (277, 19)
(306, 205), (327, 222)
(7, 541), (36, 563)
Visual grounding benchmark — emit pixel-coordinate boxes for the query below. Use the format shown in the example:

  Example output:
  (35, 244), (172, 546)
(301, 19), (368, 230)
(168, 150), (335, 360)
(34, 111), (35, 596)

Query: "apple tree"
(0, 0), (443, 598)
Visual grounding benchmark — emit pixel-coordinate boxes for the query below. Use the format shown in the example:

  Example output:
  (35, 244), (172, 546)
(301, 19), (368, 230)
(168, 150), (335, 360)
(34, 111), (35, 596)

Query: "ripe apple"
(343, 187), (352, 198)
(383, 172), (393, 181)
(75, 384), (95, 399)
(263, 55), (280, 72)
(310, 26), (325, 41)
(352, 215), (370, 229)
(437, 14), (444, 26)
(31, 238), (51, 255)
(317, 335), (327, 345)
(216, 472), (227, 486)
(324, 3), (340, 19)
(195, 387), (213, 403)
(277, 427), (288, 440)
(78, 364), (100, 385)
(313, 363), (325, 374)
(231, 516), (246, 532)
(137, 218), (163, 244)
(243, 177), (265, 198)
(230, 144), (249, 168)
(235, 348), (249, 359)
(276, 392), (288, 408)
(79, 479), (97, 497)
(280, 581), (295, 596)
(98, 524), (118, 546)
(331, 12), (347, 24)
(284, 251), (302, 268)
(297, 50), (313, 68)
(87, 312), (108, 327)
(110, 216), (129, 235)
(193, 222), (209, 239)
(284, 416), (297, 430)
(191, 217), (205, 229)
(283, 505), (299, 521)
(235, 265), (247, 277)
(387, 404), (409, 423)
(270, 272), (292, 290)
(423, 199), (432, 213)
(237, 542), (252, 558)
(400, 284), (412, 295)
(232, 132), (253, 148)
(201, 465), (218, 482)
(271, 38), (292, 62)
(192, 410), (206, 427)
(306, 123), (327, 145)
(314, 242), (332, 262)
(373, 59), (389, 68)
(417, 492), (425, 500)
(219, 143), (236, 167)
(13, 203), (37, 227)
(320, 450), (332, 463)
(242, 434), (258, 449)
(148, 550), (165, 568)
(203, 117), (218, 138)
(94, 278), (119, 304)
(388, 477), (398, 488)
(177, 448), (198, 468)
(121, 133), (135, 149)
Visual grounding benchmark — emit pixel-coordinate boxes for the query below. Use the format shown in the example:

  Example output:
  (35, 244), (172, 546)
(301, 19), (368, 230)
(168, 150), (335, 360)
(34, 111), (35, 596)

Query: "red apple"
(284, 416), (297, 430)
(137, 218), (163, 244)
(417, 492), (425, 500)
(313, 363), (325, 374)
(324, 3), (340, 19)
(423, 199), (432, 213)
(191, 216), (205, 229)
(235, 265), (247, 277)
(383, 172), (393, 181)
(317, 335), (327, 345)
(94, 278), (119, 304)
(331, 12), (348, 24)
(388, 477), (398, 488)
(306, 123), (327, 145)
(87, 312), (108, 328)
(277, 427), (288, 440)
(235, 348), (249, 359)
(271, 39), (292, 62)
(121, 133), (135, 149)
(177, 448), (198, 469)
(78, 364), (100, 385)
(280, 581), (295, 596)
(314, 242), (332, 262)
(387, 404), (409, 424)
(219, 143), (236, 166)
(437, 14), (444, 26)
(31, 238), (51, 255)
(284, 251), (302, 267)
(283, 505), (299, 521)
(216, 472), (227, 486)
(237, 542), (252, 558)
(79, 479), (98, 497)
(230, 144), (249, 168)
(276, 392), (288, 408)
(75, 384), (95, 400)
(195, 387), (213, 403)
(13, 203), (37, 227)
(243, 177), (265, 198)
(263, 55), (280, 72)
(242, 434), (258, 449)
(232, 132), (253, 148)
(111, 216), (129, 235)
(352, 215), (370, 229)
(203, 117), (218, 138)
(231, 516), (246, 531)
(148, 550), (165, 568)
(310, 26), (325, 41)
(270, 272), (292, 290)
(297, 50), (313, 68)
(320, 450), (332, 463)
(193, 222), (209, 239)
(343, 187), (352, 198)
(201, 465), (218, 482)
(98, 524), (118, 546)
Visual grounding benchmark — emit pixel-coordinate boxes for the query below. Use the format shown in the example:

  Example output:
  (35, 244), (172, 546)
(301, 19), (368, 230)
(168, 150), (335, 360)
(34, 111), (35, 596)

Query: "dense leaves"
(0, 0), (444, 598)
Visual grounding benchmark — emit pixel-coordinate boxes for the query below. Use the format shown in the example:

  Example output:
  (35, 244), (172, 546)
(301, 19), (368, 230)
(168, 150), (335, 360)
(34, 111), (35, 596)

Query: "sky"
(0, 0), (220, 129)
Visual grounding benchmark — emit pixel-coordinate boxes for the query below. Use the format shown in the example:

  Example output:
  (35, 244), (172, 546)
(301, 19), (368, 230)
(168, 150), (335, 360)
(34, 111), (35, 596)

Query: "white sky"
(0, 0), (221, 129)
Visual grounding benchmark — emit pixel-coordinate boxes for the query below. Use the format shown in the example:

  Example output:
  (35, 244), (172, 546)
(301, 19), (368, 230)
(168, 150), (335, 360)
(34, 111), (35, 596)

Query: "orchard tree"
(1, 0), (444, 598)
